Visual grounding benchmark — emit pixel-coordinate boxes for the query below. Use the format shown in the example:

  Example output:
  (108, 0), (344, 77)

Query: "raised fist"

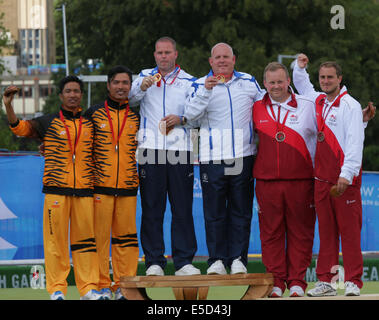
(297, 53), (309, 69)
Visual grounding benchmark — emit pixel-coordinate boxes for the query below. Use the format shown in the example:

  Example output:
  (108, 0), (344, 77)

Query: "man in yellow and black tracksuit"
(85, 66), (139, 300)
(3, 76), (101, 300)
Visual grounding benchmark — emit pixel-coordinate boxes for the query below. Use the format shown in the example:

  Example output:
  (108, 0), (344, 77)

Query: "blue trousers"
(200, 156), (255, 267)
(138, 149), (197, 270)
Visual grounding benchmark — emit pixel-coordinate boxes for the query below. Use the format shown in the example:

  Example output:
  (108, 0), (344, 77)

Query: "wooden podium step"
(120, 273), (273, 300)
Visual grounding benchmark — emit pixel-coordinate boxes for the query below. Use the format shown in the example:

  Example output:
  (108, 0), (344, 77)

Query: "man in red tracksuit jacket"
(253, 62), (318, 297)
(293, 54), (366, 297)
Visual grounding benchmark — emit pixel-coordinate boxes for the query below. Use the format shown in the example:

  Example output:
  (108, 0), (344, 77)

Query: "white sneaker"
(289, 285), (304, 297)
(345, 281), (360, 296)
(50, 291), (65, 300)
(100, 288), (112, 300)
(146, 264), (164, 276)
(207, 260), (227, 275)
(230, 258), (247, 275)
(175, 264), (201, 276)
(114, 288), (126, 300)
(269, 286), (283, 298)
(307, 281), (337, 297)
(80, 289), (103, 300)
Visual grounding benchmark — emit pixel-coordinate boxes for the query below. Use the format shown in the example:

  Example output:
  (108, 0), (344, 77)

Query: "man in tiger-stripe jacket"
(84, 66), (139, 300)
(3, 76), (102, 300)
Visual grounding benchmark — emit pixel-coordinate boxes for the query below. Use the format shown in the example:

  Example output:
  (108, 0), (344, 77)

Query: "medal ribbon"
(319, 91), (348, 132)
(155, 64), (181, 87)
(59, 109), (82, 161)
(269, 105), (290, 136)
(105, 100), (130, 150)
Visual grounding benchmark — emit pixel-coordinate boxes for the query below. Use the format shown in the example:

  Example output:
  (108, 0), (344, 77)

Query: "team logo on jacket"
(173, 81), (183, 88)
(327, 114), (337, 126)
(60, 130), (66, 135)
(94, 196), (101, 203)
(289, 114), (299, 124)
(100, 123), (106, 129)
(201, 173), (208, 183)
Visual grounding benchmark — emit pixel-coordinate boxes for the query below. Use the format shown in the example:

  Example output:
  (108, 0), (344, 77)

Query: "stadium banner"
(1, 156), (379, 261)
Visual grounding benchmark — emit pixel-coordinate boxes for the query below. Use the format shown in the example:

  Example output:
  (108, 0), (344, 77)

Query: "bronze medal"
(317, 131), (325, 142)
(275, 131), (285, 142)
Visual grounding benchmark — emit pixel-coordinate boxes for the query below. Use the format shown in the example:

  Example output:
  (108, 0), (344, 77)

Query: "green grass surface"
(1, 282), (379, 300)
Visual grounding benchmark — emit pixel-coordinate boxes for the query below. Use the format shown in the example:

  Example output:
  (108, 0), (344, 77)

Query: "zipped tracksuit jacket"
(253, 92), (317, 292)
(293, 61), (365, 288)
(85, 97), (139, 290)
(10, 108), (99, 296)
(128, 66), (198, 271)
(183, 70), (264, 267)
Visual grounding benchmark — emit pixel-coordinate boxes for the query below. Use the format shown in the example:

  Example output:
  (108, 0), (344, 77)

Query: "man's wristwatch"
(181, 116), (187, 125)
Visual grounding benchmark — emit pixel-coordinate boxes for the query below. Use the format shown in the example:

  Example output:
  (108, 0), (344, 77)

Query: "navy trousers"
(138, 149), (197, 270)
(200, 156), (255, 267)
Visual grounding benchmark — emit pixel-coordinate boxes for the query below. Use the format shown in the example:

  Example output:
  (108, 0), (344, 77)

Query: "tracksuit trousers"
(43, 194), (100, 296)
(138, 149), (197, 271)
(94, 194), (139, 290)
(314, 179), (363, 288)
(255, 179), (316, 292)
(200, 156), (254, 267)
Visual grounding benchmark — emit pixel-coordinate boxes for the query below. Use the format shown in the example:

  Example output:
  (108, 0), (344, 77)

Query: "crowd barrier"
(1, 155), (378, 261)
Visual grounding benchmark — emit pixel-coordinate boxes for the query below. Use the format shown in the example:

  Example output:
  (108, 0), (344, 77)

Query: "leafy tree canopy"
(38, 0), (379, 169)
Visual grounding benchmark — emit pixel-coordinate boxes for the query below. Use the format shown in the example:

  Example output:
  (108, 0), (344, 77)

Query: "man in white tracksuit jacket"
(182, 43), (264, 275)
(129, 37), (200, 277)
(293, 54), (365, 297)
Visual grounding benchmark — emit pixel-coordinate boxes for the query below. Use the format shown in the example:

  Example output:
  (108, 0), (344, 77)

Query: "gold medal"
(275, 131), (285, 142)
(153, 73), (162, 82)
(216, 74), (225, 83)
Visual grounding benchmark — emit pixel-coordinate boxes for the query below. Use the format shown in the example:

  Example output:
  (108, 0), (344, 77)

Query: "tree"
(47, 0), (379, 169)
(0, 11), (10, 74)
(0, 8), (39, 151)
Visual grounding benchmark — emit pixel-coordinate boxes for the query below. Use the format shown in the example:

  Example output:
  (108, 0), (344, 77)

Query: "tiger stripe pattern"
(85, 99), (139, 196)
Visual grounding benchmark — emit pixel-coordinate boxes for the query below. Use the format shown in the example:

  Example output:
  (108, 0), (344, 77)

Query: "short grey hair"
(155, 36), (177, 50)
(211, 42), (234, 56)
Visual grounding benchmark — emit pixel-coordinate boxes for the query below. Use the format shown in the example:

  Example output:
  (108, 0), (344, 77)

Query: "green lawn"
(1, 282), (379, 300)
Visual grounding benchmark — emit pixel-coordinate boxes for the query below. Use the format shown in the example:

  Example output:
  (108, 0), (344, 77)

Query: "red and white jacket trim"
(293, 61), (364, 186)
(253, 92), (317, 180)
